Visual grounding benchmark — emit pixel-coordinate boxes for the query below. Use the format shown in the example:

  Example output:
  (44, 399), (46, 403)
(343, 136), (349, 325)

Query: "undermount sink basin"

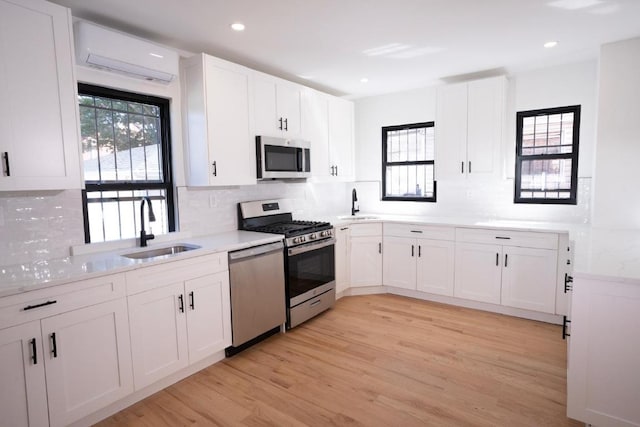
(122, 244), (201, 260)
(338, 215), (380, 221)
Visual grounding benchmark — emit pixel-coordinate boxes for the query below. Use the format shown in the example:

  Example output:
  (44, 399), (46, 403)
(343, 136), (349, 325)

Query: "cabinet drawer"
(0, 273), (126, 329)
(349, 223), (382, 237)
(455, 228), (558, 250)
(126, 252), (228, 295)
(384, 223), (455, 241)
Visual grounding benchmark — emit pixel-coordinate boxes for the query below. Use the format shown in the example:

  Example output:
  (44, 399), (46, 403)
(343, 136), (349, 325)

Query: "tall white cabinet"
(182, 53), (256, 186)
(0, 0), (81, 191)
(435, 76), (506, 180)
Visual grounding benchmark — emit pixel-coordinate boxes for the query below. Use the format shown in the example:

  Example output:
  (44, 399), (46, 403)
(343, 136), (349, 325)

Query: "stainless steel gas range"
(238, 199), (336, 328)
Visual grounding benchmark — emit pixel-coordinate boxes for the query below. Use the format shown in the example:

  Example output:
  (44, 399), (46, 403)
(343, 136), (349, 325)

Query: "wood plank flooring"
(97, 294), (581, 426)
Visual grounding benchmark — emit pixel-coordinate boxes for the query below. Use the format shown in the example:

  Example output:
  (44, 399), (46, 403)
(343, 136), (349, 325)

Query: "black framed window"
(515, 105), (580, 204)
(382, 122), (436, 202)
(78, 84), (175, 243)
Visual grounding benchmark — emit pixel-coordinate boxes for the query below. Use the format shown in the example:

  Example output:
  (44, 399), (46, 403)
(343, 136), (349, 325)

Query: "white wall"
(353, 60), (597, 224)
(591, 37), (640, 229)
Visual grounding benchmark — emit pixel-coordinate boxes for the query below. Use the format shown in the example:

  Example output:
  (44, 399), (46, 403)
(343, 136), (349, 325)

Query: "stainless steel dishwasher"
(226, 240), (286, 356)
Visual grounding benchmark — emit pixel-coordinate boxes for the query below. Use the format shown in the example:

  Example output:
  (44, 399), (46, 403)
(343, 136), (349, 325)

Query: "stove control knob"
(320, 231), (327, 237)
(292, 237), (300, 244)
(309, 233), (317, 240)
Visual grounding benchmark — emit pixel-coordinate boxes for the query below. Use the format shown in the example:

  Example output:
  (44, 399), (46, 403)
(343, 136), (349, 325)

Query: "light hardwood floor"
(97, 294), (581, 426)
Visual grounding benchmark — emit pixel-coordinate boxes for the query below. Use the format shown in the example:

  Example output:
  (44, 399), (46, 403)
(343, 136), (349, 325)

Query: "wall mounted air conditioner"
(74, 21), (179, 83)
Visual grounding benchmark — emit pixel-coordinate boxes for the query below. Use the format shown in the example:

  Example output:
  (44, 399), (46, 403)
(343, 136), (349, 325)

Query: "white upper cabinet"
(436, 76), (506, 180)
(253, 73), (302, 138)
(328, 96), (355, 180)
(301, 88), (354, 180)
(0, 0), (81, 191)
(182, 53), (256, 186)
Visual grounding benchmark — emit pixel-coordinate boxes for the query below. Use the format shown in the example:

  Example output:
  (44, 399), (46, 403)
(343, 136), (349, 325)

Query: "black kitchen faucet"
(351, 188), (359, 216)
(140, 197), (156, 247)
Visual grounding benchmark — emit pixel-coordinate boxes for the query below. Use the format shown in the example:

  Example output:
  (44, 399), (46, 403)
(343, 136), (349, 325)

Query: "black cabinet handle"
(30, 338), (37, 365)
(278, 117), (283, 130)
(178, 294), (184, 313)
(335, 165), (338, 176)
(411, 245), (415, 257)
(50, 333), (57, 358)
(330, 165), (335, 176)
(562, 316), (571, 340)
(495, 236), (511, 240)
(564, 274), (574, 293)
(378, 242), (381, 254)
(496, 253), (499, 266)
(284, 118), (288, 131)
(23, 300), (57, 311)
(189, 291), (195, 310)
(2, 152), (9, 176)
(212, 161), (217, 176)
(410, 230), (423, 234)
(418, 245), (421, 257)
(468, 161), (472, 173)
(461, 161), (464, 174)
(504, 254), (508, 267)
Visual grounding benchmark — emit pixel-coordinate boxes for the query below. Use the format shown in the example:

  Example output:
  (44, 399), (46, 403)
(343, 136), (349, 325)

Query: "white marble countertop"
(0, 230), (283, 298)
(332, 213), (640, 283)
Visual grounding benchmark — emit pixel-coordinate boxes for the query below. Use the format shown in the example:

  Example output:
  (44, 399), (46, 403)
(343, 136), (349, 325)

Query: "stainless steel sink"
(122, 244), (201, 260)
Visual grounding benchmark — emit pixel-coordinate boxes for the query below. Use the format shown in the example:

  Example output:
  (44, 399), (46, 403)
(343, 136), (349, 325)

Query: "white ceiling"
(50, 0), (640, 98)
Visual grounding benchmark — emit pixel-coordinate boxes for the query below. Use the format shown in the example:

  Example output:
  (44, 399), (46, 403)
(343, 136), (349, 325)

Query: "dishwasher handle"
(228, 241), (284, 262)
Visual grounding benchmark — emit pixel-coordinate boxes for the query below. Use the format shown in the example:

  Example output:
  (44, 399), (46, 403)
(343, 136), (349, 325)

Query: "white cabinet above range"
(253, 73), (302, 138)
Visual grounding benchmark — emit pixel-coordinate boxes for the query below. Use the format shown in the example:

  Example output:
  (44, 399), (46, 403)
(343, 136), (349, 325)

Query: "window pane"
(519, 158), (573, 199)
(385, 164), (434, 199)
(386, 125), (434, 163)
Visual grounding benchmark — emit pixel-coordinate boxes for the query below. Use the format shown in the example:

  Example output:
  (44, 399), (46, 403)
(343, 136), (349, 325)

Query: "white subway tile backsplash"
(0, 191), (85, 266)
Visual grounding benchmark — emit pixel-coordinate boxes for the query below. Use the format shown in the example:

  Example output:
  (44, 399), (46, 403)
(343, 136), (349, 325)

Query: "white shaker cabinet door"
(350, 236), (383, 287)
(383, 236), (416, 290)
(0, 0), (80, 190)
(185, 271), (232, 364)
(0, 321), (48, 427)
(454, 242), (502, 304)
(416, 239), (455, 297)
(328, 96), (355, 180)
(128, 282), (188, 390)
(334, 226), (351, 294)
(41, 298), (133, 427)
(501, 246), (558, 313)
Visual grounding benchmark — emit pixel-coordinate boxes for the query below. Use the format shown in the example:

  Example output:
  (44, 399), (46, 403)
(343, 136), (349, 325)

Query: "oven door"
(286, 238), (335, 307)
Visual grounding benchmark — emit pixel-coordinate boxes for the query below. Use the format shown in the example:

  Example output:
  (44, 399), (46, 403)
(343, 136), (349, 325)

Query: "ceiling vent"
(74, 21), (178, 84)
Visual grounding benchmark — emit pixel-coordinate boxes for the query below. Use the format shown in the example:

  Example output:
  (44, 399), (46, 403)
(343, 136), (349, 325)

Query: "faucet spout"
(140, 197), (156, 247)
(351, 188), (360, 216)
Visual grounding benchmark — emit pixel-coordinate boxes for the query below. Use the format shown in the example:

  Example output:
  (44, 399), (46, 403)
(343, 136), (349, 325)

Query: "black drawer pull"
(30, 338), (37, 365)
(189, 291), (195, 310)
(564, 274), (573, 293)
(23, 300), (57, 311)
(495, 236), (511, 240)
(562, 316), (571, 340)
(50, 333), (58, 358)
(410, 230), (423, 233)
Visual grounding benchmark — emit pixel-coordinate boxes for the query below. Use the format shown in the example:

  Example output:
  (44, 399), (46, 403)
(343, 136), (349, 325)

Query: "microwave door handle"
(297, 148), (303, 172)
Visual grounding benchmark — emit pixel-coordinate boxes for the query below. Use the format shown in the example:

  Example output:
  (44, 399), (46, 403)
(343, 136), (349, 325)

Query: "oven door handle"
(288, 238), (336, 256)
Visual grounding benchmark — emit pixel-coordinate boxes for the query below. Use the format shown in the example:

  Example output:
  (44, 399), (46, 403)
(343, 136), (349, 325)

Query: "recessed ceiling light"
(360, 77), (369, 83)
(231, 22), (245, 32)
(544, 41), (558, 48)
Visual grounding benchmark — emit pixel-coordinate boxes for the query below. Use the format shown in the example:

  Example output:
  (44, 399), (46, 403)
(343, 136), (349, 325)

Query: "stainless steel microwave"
(256, 136), (311, 179)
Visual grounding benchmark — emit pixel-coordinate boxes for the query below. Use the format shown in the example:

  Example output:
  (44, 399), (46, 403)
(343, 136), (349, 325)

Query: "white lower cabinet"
(416, 239), (455, 296)
(0, 321), (48, 427)
(350, 223), (383, 287)
(568, 276), (640, 426)
(127, 258), (231, 391)
(42, 299), (133, 427)
(501, 247), (558, 313)
(454, 242), (503, 304)
(383, 236), (417, 290)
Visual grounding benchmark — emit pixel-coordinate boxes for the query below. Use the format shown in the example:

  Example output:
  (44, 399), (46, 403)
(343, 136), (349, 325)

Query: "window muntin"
(382, 122), (436, 202)
(78, 84), (175, 243)
(515, 105), (580, 204)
